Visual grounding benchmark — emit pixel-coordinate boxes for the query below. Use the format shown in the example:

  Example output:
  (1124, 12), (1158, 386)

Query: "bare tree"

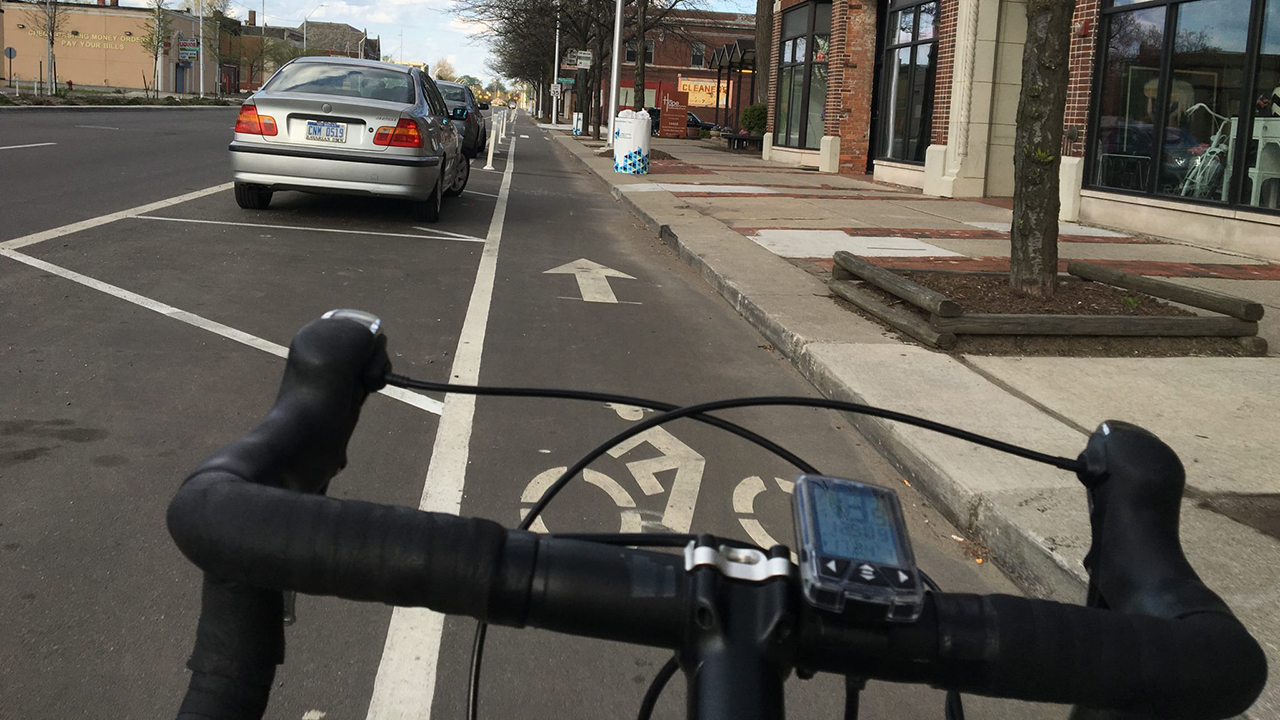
(195, 1), (234, 96)
(140, 0), (175, 98)
(24, 0), (72, 91)
(1009, 0), (1074, 297)
(433, 58), (460, 81)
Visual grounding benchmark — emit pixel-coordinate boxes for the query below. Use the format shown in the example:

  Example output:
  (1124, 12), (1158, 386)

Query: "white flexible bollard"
(483, 118), (497, 170)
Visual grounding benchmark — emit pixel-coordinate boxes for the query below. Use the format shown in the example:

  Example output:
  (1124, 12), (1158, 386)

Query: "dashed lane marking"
(0, 142), (57, 151)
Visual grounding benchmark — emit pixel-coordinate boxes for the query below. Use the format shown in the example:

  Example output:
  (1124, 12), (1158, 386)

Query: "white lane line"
(410, 226), (486, 242)
(0, 248), (444, 416)
(135, 215), (485, 243)
(0, 142), (57, 151)
(0, 183), (233, 251)
(364, 137), (518, 720)
(75, 125), (120, 130)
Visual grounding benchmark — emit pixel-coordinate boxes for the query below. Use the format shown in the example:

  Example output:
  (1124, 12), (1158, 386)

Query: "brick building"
(764, 0), (1280, 259)
(589, 9), (755, 118)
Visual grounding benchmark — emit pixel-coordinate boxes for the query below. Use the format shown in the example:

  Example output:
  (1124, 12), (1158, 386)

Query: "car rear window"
(438, 84), (467, 103)
(266, 63), (415, 104)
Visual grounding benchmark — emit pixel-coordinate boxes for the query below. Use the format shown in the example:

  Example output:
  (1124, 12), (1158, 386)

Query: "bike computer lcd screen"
(813, 482), (901, 567)
(793, 475), (923, 620)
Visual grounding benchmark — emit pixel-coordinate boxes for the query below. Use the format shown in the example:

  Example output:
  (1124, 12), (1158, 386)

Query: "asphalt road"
(0, 108), (1061, 720)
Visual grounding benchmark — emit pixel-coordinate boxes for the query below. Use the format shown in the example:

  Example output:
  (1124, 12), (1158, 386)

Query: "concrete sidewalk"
(554, 132), (1280, 717)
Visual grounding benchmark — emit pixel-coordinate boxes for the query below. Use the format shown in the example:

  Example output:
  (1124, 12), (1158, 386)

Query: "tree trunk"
(754, 0), (772, 105)
(1009, 0), (1075, 298)
(632, 0), (648, 111)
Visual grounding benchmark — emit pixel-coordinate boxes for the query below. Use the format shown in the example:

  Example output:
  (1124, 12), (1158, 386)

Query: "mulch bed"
(845, 272), (1255, 358)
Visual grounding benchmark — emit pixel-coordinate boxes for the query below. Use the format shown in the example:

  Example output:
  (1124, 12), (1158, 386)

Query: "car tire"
(416, 175), (443, 223)
(444, 156), (470, 197)
(234, 183), (272, 210)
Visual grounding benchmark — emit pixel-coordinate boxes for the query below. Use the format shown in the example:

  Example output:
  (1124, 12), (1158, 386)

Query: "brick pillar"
(766, 2), (784, 134)
(1063, 0), (1101, 158)
(932, 0), (959, 145)
(828, 2), (878, 174)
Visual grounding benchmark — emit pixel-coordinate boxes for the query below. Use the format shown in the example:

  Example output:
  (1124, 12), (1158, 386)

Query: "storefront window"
(775, 1), (831, 149)
(1245, 0), (1280, 208)
(1090, 0), (1280, 213)
(878, 0), (938, 163)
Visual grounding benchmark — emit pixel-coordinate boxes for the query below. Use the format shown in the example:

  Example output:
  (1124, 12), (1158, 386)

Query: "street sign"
(558, 76), (575, 85)
(575, 50), (592, 69)
(550, 84), (562, 99)
(3, 47), (16, 60)
(177, 36), (198, 61)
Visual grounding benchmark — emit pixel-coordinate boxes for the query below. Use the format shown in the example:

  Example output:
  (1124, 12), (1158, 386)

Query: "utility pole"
(199, 0), (205, 96)
(551, 15), (560, 124)
(45, 0), (53, 91)
(606, 0), (622, 145)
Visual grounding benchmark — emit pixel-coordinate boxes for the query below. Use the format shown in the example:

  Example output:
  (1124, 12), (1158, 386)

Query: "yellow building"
(1, 0), (219, 93)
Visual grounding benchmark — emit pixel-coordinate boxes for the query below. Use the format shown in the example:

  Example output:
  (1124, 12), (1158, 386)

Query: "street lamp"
(302, 3), (325, 52)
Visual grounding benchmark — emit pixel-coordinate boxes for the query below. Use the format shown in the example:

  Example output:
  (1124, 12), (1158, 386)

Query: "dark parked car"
(437, 79), (489, 158)
(647, 108), (716, 136)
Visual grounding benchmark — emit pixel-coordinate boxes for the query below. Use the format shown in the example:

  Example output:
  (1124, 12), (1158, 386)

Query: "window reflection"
(879, 1), (937, 163)
(1091, 6), (1166, 191)
(1245, 0), (1280, 208)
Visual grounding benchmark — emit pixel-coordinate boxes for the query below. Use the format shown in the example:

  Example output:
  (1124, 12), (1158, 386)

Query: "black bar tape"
(937, 594), (1266, 720)
(175, 579), (280, 720)
(168, 472), (509, 617)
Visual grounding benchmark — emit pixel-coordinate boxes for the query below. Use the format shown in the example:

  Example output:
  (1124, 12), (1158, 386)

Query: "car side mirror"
(478, 102), (490, 110)
(451, 107), (468, 119)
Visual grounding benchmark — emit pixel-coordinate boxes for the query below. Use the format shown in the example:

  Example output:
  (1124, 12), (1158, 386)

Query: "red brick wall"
(1063, 0), (1101, 158)
(828, 1), (878, 173)
(932, 0), (958, 146)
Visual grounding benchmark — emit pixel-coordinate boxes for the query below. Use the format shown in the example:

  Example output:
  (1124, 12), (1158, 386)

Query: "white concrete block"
(819, 135), (839, 174)
(923, 144), (949, 197)
(1059, 156), (1083, 222)
(762, 131), (773, 161)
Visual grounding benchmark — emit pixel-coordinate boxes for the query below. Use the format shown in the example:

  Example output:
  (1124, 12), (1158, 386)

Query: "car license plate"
(306, 121), (347, 143)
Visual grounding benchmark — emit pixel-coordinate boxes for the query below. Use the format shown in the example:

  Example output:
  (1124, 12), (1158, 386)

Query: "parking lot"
(1, 108), (1053, 719)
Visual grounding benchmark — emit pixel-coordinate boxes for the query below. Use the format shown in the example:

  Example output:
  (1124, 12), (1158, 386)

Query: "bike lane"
(416, 122), (1062, 720)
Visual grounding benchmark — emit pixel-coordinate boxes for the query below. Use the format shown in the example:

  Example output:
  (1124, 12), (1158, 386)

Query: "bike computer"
(792, 475), (924, 622)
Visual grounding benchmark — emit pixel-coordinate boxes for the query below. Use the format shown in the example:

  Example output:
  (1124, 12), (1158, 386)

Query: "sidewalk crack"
(955, 357), (1092, 437)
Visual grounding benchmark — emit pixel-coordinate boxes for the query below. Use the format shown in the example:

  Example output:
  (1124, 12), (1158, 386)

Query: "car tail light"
(235, 104), (277, 136)
(373, 118), (424, 148)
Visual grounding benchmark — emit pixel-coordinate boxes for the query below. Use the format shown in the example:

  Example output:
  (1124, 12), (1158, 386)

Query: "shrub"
(740, 103), (767, 135)
(699, 128), (711, 139)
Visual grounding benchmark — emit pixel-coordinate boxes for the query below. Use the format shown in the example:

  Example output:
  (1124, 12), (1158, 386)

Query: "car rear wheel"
(444, 156), (470, 198)
(234, 183), (272, 210)
(416, 175), (443, 223)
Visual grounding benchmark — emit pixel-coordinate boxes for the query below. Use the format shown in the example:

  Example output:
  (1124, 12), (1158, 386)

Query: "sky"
(177, 0), (752, 85)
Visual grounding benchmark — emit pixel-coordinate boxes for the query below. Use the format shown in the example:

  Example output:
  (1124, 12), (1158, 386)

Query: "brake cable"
(382, 374), (1082, 720)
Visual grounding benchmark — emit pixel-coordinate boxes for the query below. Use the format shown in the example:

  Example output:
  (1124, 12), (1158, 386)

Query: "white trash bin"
(572, 112), (584, 136)
(613, 113), (651, 175)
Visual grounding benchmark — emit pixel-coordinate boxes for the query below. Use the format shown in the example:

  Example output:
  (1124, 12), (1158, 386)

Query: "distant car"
(228, 56), (467, 222)
(436, 79), (489, 158)
(647, 108), (717, 135)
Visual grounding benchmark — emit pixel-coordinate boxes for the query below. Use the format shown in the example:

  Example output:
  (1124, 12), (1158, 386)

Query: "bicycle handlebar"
(166, 316), (1267, 720)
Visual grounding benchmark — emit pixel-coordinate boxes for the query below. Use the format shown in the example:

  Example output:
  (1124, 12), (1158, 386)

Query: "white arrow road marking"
(544, 258), (636, 304)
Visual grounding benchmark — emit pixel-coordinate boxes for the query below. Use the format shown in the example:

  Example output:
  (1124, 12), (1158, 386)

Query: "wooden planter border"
(829, 254), (1265, 351)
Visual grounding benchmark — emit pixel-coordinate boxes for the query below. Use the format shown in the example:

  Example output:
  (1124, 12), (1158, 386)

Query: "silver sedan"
(229, 57), (468, 222)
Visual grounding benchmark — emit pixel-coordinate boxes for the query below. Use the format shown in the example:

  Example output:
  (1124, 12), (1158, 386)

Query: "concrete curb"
(554, 133), (1091, 601)
(0, 104), (237, 112)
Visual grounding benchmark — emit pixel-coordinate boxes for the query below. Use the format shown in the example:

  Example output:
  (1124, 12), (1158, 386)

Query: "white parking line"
(135, 215), (485, 243)
(410, 226), (487, 241)
(0, 248), (444, 416)
(363, 137), (518, 720)
(465, 191), (501, 199)
(0, 142), (57, 151)
(75, 125), (120, 130)
(0, 183), (233, 251)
